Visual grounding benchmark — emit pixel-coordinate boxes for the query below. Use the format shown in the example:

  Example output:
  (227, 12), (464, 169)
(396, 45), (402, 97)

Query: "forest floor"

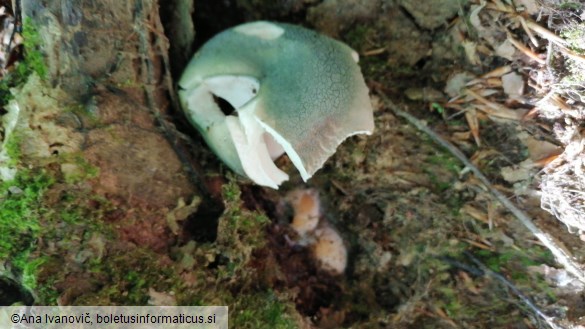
(1, 0), (585, 328)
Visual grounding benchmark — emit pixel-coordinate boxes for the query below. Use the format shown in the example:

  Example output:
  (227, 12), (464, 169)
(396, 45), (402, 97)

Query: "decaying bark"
(20, 0), (197, 250)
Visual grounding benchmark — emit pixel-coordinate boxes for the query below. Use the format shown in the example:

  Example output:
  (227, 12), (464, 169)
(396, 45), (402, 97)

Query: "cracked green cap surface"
(179, 21), (374, 189)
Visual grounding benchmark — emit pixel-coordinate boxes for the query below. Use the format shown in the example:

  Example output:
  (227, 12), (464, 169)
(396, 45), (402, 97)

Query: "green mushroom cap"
(179, 21), (374, 189)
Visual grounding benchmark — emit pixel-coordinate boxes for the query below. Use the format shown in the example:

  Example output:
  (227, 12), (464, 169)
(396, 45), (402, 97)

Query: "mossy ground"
(0, 4), (296, 328)
(0, 18), (46, 107)
(1, 163), (296, 326)
(2, 1), (582, 328)
(0, 170), (53, 291)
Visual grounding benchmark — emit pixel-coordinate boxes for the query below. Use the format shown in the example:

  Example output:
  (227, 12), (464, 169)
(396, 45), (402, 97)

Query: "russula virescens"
(178, 21), (374, 189)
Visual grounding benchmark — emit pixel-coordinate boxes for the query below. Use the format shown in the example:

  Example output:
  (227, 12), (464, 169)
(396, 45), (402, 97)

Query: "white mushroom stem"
(256, 120), (311, 181)
(228, 102), (289, 189)
(197, 75), (289, 189)
(264, 132), (285, 160)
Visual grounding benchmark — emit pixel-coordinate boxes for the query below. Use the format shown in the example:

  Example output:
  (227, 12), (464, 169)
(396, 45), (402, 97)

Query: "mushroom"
(178, 21), (374, 189)
(286, 188), (348, 274)
(313, 226), (347, 275)
(287, 188), (321, 240)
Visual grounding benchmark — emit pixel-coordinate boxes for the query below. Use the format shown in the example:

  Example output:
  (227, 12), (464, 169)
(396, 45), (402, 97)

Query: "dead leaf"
(533, 154), (561, 167)
(462, 40), (481, 65)
(462, 204), (488, 223)
(465, 89), (526, 120)
(452, 131), (472, 141)
(480, 65), (512, 79)
(486, 77), (502, 87)
(405, 87), (444, 102)
(465, 108), (481, 146)
(495, 40), (517, 60)
(518, 16), (539, 47)
(516, 131), (562, 161)
(469, 4), (487, 36)
(500, 159), (534, 183)
(501, 72), (525, 98)
(459, 271), (480, 294)
(445, 72), (476, 98)
(507, 32), (545, 64)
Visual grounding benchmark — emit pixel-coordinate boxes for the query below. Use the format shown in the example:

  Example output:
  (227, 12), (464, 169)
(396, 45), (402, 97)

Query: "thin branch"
(440, 254), (556, 327)
(377, 91), (585, 284)
(506, 30), (546, 64)
(464, 252), (563, 329)
(520, 16), (585, 64)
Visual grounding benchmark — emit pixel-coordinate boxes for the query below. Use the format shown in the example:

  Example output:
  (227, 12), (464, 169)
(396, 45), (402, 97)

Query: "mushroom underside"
(200, 75), (300, 189)
(188, 74), (371, 189)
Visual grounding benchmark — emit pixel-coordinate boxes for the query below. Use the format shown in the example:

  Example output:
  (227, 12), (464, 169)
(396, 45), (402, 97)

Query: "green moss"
(221, 173), (242, 203)
(427, 152), (462, 176)
(54, 196), (101, 225)
(475, 247), (553, 273)
(33, 256), (62, 303)
(3, 168), (294, 323)
(115, 79), (138, 89)
(216, 178), (270, 278)
(219, 178), (270, 246)
(0, 170), (54, 302)
(5, 175), (117, 304)
(424, 256), (499, 324)
(361, 55), (390, 79)
(471, 247), (556, 303)
(344, 25), (373, 51)
(170, 177), (299, 326)
(65, 102), (99, 124)
(558, 25), (585, 95)
(231, 291), (297, 329)
(0, 164), (106, 304)
(0, 18), (47, 106)
(11, 254), (46, 291)
(561, 24), (585, 53)
(60, 153), (100, 184)
(559, 2), (582, 10)
(32, 194), (118, 304)
(3, 131), (23, 165)
(438, 286), (476, 318)
(21, 18), (47, 79)
(74, 248), (178, 305)
(344, 25), (393, 80)
(0, 170), (53, 260)
(423, 151), (462, 195)
(427, 250), (554, 326)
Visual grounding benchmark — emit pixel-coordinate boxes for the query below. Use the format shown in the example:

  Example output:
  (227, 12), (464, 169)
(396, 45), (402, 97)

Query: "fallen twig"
(362, 47), (386, 56)
(524, 18), (567, 47)
(377, 91), (585, 285)
(464, 89), (524, 120)
(483, 0), (585, 65)
(518, 16), (539, 47)
(464, 252), (563, 329)
(506, 31), (546, 64)
(518, 16), (585, 64)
